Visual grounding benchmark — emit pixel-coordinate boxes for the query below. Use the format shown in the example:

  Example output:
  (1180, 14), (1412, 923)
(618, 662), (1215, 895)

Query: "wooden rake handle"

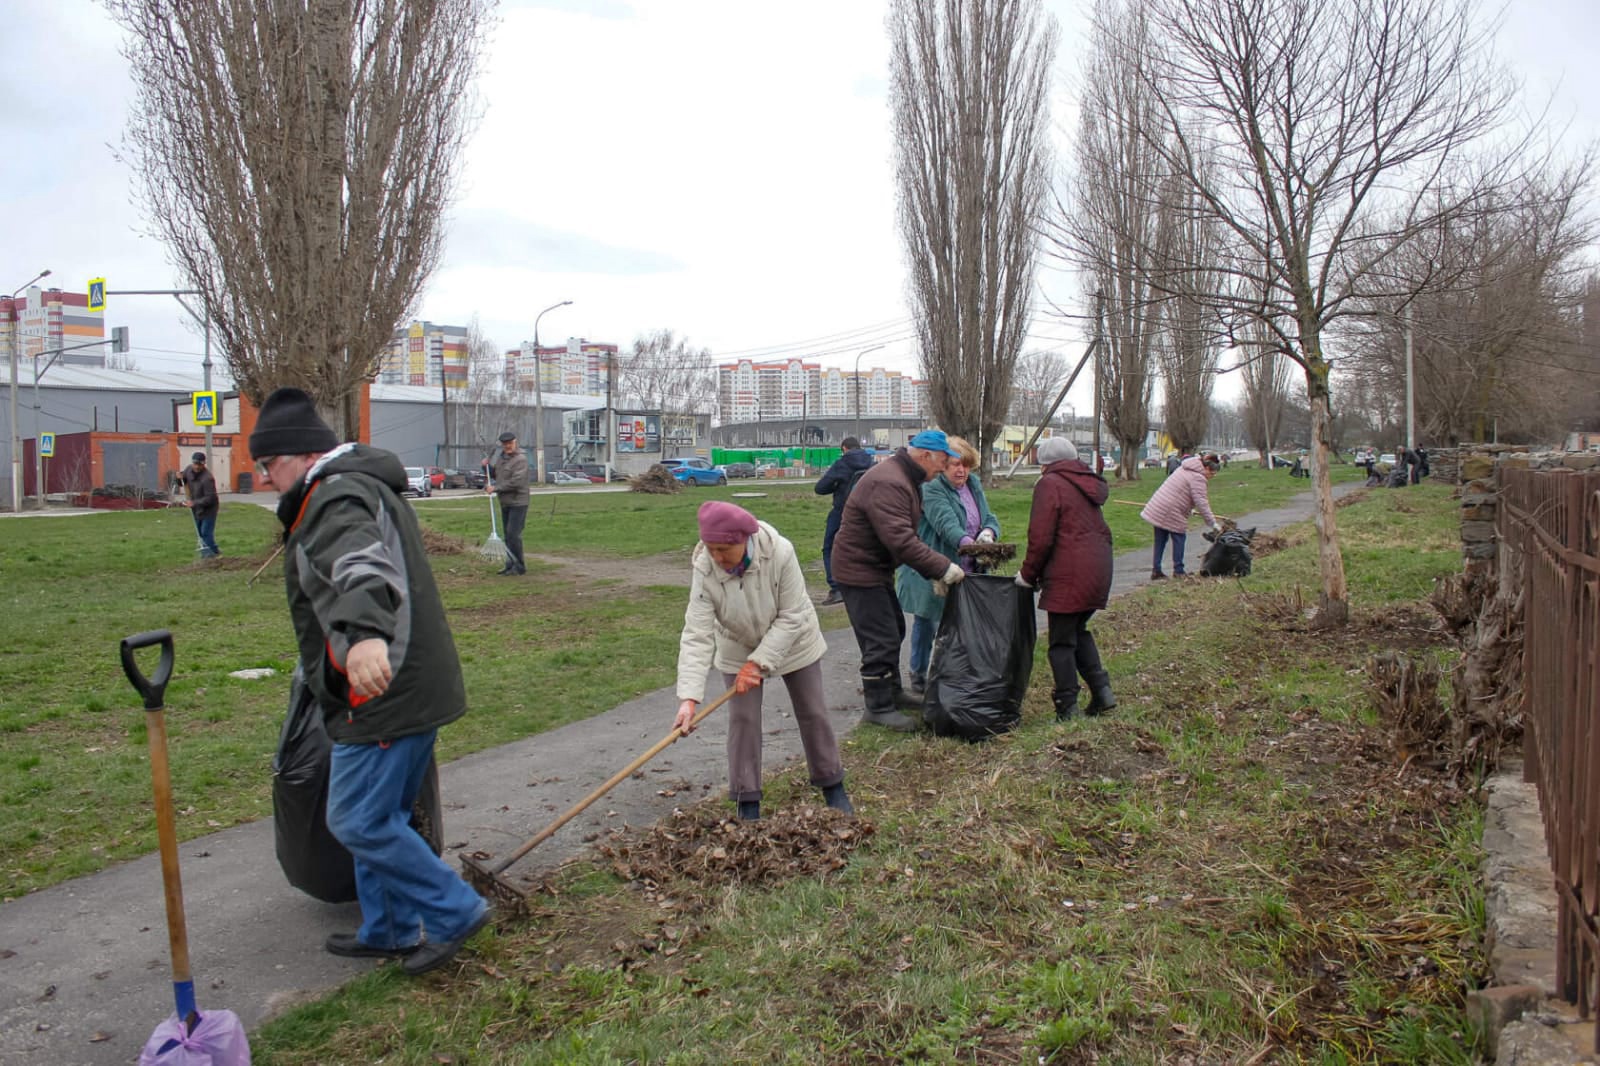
(484, 685), (738, 877)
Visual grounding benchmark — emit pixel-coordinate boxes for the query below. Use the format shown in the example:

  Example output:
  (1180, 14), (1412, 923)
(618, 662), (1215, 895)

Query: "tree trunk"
(1118, 434), (1143, 480)
(1305, 358), (1348, 626)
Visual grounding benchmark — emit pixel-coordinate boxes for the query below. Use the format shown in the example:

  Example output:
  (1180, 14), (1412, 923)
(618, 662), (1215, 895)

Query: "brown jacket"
(830, 449), (952, 587)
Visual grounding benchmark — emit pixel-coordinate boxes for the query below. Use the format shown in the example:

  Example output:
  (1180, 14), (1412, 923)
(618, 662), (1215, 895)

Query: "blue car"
(660, 458), (727, 486)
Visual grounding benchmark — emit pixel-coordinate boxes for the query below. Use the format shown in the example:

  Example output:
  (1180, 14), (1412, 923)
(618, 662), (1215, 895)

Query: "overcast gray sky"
(2, 0), (1594, 410)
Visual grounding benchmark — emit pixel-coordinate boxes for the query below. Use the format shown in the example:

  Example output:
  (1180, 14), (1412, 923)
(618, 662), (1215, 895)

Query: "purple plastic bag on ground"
(139, 1010), (251, 1065)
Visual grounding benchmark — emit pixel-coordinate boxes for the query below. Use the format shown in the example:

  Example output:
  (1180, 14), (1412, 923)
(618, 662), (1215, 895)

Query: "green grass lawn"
(0, 461), (1362, 899)
(247, 481), (1484, 1063)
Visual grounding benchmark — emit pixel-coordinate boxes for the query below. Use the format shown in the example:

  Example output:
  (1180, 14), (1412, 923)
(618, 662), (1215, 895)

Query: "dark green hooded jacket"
(275, 443), (466, 743)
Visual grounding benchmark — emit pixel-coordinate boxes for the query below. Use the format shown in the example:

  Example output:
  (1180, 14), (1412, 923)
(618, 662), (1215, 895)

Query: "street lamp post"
(7, 268), (51, 511)
(853, 343), (885, 443)
(532, 300), (572, 485)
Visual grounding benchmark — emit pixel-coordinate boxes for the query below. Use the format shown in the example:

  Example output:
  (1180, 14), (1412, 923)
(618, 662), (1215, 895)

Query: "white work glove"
(976, 529), (996, 544)
(943, 563), (965, 585)
(1014, 574), (1032, 589)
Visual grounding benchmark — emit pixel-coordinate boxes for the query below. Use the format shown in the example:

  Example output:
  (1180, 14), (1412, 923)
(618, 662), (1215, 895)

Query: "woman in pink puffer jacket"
(1139, 454), (1220, 578)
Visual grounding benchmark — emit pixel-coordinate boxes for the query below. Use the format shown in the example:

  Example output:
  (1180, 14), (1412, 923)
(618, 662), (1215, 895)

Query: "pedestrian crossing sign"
(39, 432), (55, 458)
(193, 391), (219, 426)
(87, 278), (106, 312)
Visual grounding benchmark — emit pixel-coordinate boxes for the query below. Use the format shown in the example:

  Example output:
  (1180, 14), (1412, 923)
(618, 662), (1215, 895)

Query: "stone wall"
(1439, 445), (1600, 571)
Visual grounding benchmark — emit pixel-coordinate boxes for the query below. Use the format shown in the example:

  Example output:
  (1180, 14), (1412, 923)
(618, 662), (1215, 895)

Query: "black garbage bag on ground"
(1200, 526), (1255, 577)
(272, 668), (444, 903)
(924, 574), (1036, 741)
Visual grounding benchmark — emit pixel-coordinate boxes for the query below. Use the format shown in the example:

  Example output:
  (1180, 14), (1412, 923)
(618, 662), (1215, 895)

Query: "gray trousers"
(720, 659), (843, 802)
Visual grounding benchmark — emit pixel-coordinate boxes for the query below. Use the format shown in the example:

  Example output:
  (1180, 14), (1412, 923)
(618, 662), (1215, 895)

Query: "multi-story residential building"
(504, 338), (619, 397)
(716, 359), (927, 423)
(0, 287), (106, 369)
(376, 321), (469, 389)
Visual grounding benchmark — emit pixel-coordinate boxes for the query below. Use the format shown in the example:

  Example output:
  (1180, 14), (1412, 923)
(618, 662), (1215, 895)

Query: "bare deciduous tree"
(615, 329), (716, 416)
(108, 0), (492, 437)
(1347, 167), (1597, 445)
(1007, 349), (1067, 430)
(890, 0), (1056, 469)
(455, 315), (507, 463)
(1238, 330), (1295, 465)
(1154, 183), (1225, 453)
(1135, 0), (1521, 625)
(1049, 0), (1165, 481)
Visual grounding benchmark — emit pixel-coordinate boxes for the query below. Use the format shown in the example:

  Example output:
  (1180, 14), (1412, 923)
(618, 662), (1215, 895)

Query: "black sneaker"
(820, 589), (844, 606)
(325, 932), (418, 960)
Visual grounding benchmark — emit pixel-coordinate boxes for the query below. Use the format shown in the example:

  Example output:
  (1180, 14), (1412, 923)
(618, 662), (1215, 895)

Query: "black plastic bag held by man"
(272, 667), (443, 903)
(924, 575), (1036, 741)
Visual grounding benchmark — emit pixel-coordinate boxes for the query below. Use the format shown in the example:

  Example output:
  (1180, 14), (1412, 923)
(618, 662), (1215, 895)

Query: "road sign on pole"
(193, 391), (219, 426)
(87, 279), (106, 312)
(39, 432), (55, 458)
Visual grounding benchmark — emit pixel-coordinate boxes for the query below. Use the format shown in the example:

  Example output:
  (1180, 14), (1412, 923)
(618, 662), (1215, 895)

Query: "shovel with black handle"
(120, 630), (250, 1064)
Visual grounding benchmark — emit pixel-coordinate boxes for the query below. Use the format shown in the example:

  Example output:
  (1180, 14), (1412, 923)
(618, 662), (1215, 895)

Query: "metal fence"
(1499, 467), (1600, 1040)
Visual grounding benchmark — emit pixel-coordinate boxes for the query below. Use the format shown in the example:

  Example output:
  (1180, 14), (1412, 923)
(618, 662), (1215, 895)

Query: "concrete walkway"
(0, 482), (1359, 1066)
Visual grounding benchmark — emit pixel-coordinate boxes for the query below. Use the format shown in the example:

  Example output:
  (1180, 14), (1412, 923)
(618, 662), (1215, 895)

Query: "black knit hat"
(249, 387), (340, 459)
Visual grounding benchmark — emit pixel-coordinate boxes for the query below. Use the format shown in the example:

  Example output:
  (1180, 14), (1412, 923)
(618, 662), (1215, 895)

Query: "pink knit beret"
(697, 500), (758, 545)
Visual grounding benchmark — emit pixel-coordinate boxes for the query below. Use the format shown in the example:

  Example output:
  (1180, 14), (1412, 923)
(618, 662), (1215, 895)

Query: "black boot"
(1052, 691), (1079, 723)
(1084, 670), (1117, 716)
(861, 675), (917, 732)
(737, 800), (761, 821)
(822, 782), (855, 815)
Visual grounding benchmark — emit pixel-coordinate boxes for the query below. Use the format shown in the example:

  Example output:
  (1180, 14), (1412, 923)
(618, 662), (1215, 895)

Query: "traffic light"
(112, 326), (129, 354)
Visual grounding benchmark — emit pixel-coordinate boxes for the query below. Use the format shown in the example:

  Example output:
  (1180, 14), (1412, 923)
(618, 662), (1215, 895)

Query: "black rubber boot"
(737, 800), (761, 821)
(1084, 670), (1117, 716)
(861, 675), (917, 732)
(1052, 692), (1080, 723)
(822, 782), (855, 815)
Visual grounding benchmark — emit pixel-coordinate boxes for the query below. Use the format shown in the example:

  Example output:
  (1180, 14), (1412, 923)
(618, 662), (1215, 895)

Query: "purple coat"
(1140, 455), (1217, 533)
(1019, 459), (1113, 614)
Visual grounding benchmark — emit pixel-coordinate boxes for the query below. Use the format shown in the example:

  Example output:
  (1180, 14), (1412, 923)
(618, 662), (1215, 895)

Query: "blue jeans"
(821, 508), (843, 589)
(1153, 528), (1187, 575)
(909, 614), (936, 681)
(327, 731), (485, 949)
(193, 513), (219, 557)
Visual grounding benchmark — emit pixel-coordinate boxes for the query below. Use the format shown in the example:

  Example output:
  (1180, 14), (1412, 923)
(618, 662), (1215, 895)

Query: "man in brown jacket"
(832, 430), (966, 730)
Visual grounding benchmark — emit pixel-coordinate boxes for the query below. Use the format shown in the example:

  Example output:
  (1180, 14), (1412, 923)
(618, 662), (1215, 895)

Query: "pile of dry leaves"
(594, 805), (873, 889)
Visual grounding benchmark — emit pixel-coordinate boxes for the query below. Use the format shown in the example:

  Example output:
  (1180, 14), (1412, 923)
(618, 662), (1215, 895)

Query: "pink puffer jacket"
(1140, 456), (1217, 533)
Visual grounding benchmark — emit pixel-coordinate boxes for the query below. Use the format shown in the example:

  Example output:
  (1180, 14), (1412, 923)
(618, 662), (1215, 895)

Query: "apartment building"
(504, 337), (619, 397)
(0, 286), (106, 368)
(376, 320), (469, 389)
(716, 359), (927, 423)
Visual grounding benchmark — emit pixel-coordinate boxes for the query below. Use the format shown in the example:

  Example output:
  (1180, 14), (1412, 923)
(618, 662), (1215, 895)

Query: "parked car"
(722, 462), (756, 479)
(426, 466), (446, 489)
(547, 470), (590, 485)
(459, 468), (487, 489)
(1379, 453), (1397, 467)
(402, 467), (432, 498)
(660, 457), (728, 486)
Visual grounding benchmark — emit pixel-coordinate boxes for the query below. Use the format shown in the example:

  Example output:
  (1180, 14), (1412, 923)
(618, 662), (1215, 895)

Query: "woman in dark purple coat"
(1016, 437), (1116, 721)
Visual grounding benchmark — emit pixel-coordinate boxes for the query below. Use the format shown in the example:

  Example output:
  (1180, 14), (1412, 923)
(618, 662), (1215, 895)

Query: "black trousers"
(500, 502), (528, 573)
(839, 583), (906, 680)
(1047, 609), (1103, 702)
